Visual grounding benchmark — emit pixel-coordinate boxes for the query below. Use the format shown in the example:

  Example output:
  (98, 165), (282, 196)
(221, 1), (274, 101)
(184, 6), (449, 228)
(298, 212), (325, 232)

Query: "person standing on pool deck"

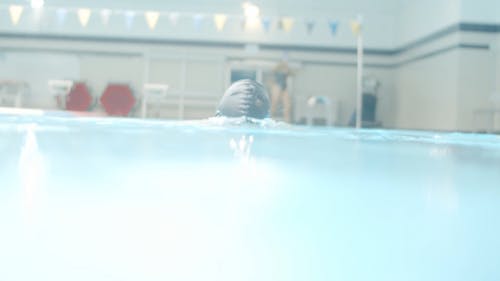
(216, 79), (270, 119)
(270, 59), (292, 122)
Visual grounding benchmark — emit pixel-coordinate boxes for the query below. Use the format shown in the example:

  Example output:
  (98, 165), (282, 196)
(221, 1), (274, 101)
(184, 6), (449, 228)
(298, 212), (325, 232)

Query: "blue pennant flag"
(193, 14), (204, 31)
(328, 20), (339, 36)
(56, 8), (67, 25)
(261, 18), (271, 32)
(306, 19), (315, 35)
(124, 11), (135, 29)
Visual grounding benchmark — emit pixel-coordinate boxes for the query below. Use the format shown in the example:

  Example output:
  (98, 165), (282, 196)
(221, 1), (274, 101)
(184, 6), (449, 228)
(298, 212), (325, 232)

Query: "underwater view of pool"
(1, 113), (499, 281)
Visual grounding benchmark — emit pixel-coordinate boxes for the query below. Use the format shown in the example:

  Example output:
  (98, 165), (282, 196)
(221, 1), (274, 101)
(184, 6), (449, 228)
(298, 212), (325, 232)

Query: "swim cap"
(216, 79), (270, 119)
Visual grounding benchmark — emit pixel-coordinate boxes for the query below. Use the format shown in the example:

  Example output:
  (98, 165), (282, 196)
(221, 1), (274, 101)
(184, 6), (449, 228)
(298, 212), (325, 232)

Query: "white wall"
(396, 0), (461, 46)
(79, 55), (144, 114)
(392, 30), (499, 132)
(395, 50), (460, 130)
(0, 36), (398, 123)
(293, 64), (395, 126)
(0, 52), (80, 109)
(460, 0), (500, 23)
(457, 49), (495, 131)
(147, 56), (226, 119)
(494, 35), (500, 131)
(495, 35), (500, 99)
(7, 0), (496, 50)
(0, 32), (495, 130)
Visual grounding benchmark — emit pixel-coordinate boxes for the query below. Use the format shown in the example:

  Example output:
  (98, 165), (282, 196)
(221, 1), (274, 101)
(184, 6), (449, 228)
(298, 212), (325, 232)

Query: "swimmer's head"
(216, 79), (270, 119)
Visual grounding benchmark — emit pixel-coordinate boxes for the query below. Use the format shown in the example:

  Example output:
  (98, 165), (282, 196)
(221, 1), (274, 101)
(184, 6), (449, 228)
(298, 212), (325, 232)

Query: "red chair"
(65, 82), (92, 111)
(100, 84), (136, 116)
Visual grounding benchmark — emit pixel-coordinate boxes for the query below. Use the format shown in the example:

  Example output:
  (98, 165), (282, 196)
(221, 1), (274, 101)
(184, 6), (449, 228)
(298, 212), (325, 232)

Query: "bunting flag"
(145, 11), (160, 30)
(2, 5), (347, 38)
(350, 20), (362, 35)
(261, 17), (271, 32)
(213, 14), (227, 31)
(77, 8), (91, 27)
(124, 11), (135, 29)
(169, 12), (179, 26)
(100, 9), (112, 25)
(193, 14), (204, 31)
(280, 17), (294, 32)
(305, 19), (315, 35)
(244, 17), (260, 30)
(32, 2), (44, 23)
(9, 5), (24, 26)
(56, 8), (67, 25)
(328, 20), (339, 36)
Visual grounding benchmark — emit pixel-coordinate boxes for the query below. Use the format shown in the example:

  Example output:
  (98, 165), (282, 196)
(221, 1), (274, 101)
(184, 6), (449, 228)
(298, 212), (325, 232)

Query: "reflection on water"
(229, 135), (254, 164)
(18, 124), (45, 214)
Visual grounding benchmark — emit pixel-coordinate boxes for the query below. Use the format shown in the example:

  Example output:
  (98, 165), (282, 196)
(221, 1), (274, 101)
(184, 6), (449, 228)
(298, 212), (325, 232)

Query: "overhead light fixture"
(30, 0), (44, 9)
(242, 2), (260, 18)
(242, 2), (260, 30)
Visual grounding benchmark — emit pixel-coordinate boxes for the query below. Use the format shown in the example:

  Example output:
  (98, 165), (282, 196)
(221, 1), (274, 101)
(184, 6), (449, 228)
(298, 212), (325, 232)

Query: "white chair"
(0, 80), (28, 108)
(473, 92), (500, 133)
(141, 83), (169, 118)
(48, 80), (74, 109)
(305, 96), (334, 126)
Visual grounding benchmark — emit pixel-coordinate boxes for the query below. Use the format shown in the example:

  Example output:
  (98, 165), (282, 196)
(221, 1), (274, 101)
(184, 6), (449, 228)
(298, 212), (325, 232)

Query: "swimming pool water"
(1, 114), (499, 281)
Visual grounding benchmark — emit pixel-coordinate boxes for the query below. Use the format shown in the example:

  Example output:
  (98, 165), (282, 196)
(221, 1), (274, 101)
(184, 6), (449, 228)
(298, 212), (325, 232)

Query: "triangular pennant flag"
(213, 14), (227, 31)
(124, 11), (135, 29)
(329, 20), (339, 36)
(350, 20), (362, 35)
(305, 19), (315, 35)
(77, 8), (91, 27)
(100, 9), (112, 25)
(56, 8), (67, 25)
(9, 5), (24, 26)
(145, 11), (160, 30)
(244, 17), (261, 30)
(193, 14), (204, 31)
(261, 17), (271, 32)
(169, 12), (179, 26)
(280, 17), (294, 32)
(32, 4), (44, 23)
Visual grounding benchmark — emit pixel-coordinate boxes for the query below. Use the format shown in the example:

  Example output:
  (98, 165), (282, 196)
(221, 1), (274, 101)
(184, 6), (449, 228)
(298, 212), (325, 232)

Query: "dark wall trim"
(0, 22), (498, 56)
(459, 23), (500, 33)
(395, 43), (490, 67)
(260, 44), (395, 55)
(0, 31), (396, 56)
(296, 60), (393, 69)
(394, 25), (460, 55)
(0, 22), (497, 69)
(0, 46), (143, 57)
(299, 43), (490, 68)
(393, 23), (499, 54)
(0, 32), (247, 50)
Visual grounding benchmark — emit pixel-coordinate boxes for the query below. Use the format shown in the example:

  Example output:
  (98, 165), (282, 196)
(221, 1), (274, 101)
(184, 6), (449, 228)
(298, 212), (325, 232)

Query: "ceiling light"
(242, 2), (260, 18)
(30, 0), (44, 9)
